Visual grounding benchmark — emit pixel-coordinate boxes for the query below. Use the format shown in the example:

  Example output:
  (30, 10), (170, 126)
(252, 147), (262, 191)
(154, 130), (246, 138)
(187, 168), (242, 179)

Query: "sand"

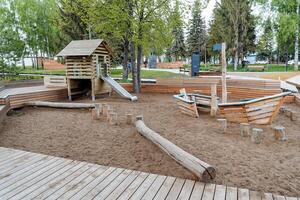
(0, 93), (299, 197)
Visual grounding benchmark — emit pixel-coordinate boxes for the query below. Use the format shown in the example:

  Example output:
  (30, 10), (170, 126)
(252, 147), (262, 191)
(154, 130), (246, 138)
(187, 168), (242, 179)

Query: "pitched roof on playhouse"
(56, 39), (111, 56)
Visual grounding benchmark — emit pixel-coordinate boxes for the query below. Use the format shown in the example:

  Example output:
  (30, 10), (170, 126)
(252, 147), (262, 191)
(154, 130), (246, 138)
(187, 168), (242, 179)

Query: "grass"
(199, 64), (300, 72)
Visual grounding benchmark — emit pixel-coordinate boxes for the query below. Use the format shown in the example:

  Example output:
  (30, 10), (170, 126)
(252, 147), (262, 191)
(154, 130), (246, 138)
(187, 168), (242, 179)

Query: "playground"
(0, 40), (299, 199)
(0, 92), (299, 197)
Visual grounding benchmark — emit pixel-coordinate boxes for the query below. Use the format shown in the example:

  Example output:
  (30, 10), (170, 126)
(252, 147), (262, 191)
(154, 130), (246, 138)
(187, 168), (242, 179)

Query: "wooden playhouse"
(57, 39), (136, 101)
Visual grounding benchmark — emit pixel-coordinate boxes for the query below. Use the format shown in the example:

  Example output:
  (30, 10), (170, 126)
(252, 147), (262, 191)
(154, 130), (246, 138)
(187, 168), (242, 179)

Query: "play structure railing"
(218, 92), (291, 125)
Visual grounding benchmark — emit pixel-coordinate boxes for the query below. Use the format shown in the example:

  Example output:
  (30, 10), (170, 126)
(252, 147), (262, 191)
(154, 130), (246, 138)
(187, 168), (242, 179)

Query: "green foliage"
(186, 0), (206, 55)
(257, 17), (274, 61)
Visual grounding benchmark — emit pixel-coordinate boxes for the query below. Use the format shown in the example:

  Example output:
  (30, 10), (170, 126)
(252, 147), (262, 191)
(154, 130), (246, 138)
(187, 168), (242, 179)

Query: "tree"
(170, 0), (186, 61)
(186, 0), (206, 55)
(0, 0), (24, 70)
(209, 0), (256, 70)
(272, 0), (299, 70)
(257, 17), (274, 62)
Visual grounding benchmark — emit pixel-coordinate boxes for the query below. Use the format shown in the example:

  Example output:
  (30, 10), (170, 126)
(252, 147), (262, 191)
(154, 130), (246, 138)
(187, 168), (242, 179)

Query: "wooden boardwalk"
(0, 147), (298, 200)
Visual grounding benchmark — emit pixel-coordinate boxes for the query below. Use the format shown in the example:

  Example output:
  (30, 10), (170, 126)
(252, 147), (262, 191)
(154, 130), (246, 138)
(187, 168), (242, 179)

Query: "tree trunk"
(122, 38), (129, 80)
(130, 41), (139, 93)
(137, 44), (142, 90)
(234, 29), (239, 71)
(295, 0), (299, 71)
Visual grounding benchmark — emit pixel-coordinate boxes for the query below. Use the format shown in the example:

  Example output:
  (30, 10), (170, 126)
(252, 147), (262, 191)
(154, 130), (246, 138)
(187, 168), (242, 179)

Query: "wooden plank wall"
(66, 56), (94, 79)
(121, 77), (282, 99)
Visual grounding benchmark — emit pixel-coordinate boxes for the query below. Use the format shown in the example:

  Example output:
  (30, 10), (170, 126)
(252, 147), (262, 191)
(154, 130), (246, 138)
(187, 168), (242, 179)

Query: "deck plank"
(45, 163), (100, 199)
(202, 183), (216, 200)
(81, 168), (125, 200)
(263, 193), (274, 200)
(239, 188), (250, 200)
(273, 195), (286, 200)
(69, 167), (117, 200)
(34, 163), (92, 199)
(129, 173), (158, 199)
(177, 179), (195, 200)
(153, 176), (176, 200)
(8, 160), (80, 200)
(58, 164), (109, 199)
(250, 191), (262, 200)
(117, 172), (149, 200)
(226, 187), (238, 200)
(141, 175), (166, 200)
(0, 154), (48, 176)
(0, 158), (71, 198)
(93, 169), (132, 199)
(190, 181), (205, 200)
(105, 171), (141, 200)
(0, 156), (58, 188)
(22, 161), (86, 199)
(165, 178), (186, 200)
(214, 184), (226, 200)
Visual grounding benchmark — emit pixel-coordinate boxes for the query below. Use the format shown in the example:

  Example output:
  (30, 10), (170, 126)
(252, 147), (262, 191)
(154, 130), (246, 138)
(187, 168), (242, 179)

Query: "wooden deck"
(0, 147), (298, 200)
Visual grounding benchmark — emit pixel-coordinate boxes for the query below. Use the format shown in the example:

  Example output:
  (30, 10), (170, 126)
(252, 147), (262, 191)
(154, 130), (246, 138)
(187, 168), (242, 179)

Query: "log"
(251, 128), (263, 144)
(126, 114), (133, 125)
(272, 126), (287, 141)
(135, 119), (216, 181)
(240, 123), (250, 137)
(25, 101), (95, 109)
(217, 119), (227, 134)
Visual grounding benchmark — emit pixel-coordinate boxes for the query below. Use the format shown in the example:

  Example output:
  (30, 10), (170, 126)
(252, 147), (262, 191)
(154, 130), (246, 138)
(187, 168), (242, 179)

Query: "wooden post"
(91, 79), (95, 101)
(109, 112), (118, 125)
(102, 104), (109, 117)
(221, 43), (227, 103)
(251, 128), (263, 144)
(67, 79), (72, 101)
(217, 119), (227, 134)
(272, 126), (287, 141)
(210, 83), (218, 117)
(126, 114), (133, 125)
(240, 123), (250, 137)
(107, 108), (114, 122)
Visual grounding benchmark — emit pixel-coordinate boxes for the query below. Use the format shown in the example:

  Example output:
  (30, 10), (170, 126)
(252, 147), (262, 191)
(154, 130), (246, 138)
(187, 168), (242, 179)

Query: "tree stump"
(92, 103), (101, 120)
(102, 104), (109, 117)
(285, 109), (292, 118)
(240, 123), (250, 137)
(126, 114), (133, 125)
(107, 108), (114, 122)
(136, 115), (144, 121)
(217, 119), (227, 134)
(272, 126), (287, 141)
(279, 106), (286, 114)
(291, 112), (298, 121)
(109, 112), (118, 125)
(251, 128), (263, 144)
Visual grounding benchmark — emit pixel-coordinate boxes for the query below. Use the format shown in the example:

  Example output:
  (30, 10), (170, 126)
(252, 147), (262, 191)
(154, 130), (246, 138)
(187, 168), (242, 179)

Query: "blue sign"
(213, 43), (222, 51)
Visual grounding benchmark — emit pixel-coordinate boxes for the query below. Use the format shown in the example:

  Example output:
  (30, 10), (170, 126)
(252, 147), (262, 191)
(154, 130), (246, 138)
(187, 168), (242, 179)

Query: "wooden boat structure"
(174, 91), (292, 125)
(218, 92), (291, 125)
(173, 93), (220, 118)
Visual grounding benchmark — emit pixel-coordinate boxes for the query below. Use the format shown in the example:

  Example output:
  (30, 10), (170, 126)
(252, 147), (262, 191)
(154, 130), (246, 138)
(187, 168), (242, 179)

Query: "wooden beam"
(25, 101), (95, 109)
(221, 43), (227, 103)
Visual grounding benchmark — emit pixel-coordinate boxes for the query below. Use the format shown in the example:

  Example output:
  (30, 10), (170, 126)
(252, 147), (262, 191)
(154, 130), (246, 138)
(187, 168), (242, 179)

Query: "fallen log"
(25, 101), (96, 109)
(135, 119), (216, 181)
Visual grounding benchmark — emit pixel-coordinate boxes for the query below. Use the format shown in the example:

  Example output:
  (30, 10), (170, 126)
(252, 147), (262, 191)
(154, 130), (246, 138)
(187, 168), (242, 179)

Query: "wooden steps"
(0, 147), (298, 200)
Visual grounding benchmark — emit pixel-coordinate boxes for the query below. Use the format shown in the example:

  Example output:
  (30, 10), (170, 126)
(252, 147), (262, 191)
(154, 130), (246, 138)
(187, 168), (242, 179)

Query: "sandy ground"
(0, 93), (299, 197)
